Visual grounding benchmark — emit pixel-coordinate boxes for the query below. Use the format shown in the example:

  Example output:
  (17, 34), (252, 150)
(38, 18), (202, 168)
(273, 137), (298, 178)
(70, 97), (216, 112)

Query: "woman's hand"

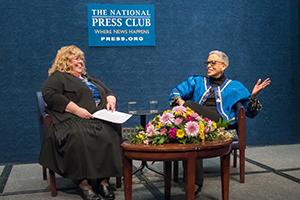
(65, 101), (93, 119)
(251, 78), (271, 98)
(106, 95), (116, 111)
(176, 98), (185, 106)
(73, 107), (93, 119)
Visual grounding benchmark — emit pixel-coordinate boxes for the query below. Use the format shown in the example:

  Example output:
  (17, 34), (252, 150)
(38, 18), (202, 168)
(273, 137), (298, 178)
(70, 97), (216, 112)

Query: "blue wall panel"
(0, 0), (299, 164)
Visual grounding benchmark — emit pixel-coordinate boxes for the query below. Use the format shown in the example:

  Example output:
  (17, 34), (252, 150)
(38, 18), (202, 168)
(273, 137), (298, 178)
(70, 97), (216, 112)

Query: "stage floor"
(0, 144), (299, 200)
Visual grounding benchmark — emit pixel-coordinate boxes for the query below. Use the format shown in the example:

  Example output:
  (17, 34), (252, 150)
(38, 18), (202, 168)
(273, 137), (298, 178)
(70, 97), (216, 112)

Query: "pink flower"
(174, 117), (183, 125)
(168, 128), (177, 139)
(160, 112), (175, 125)
(191, 112), (200, 119)
(145, 122), (152, 130)
(204, 127), (210, 134)
(160, 128), (167, 135)
(172, 106), (186, 113)
(195, 116), (202, 121)
(146, 123), (155, 137)
(206, 120), (212, 126)
(185, 121), (199, 137)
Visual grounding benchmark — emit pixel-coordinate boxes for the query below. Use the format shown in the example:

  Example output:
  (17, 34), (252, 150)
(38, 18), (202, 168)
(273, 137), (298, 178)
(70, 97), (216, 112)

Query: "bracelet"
(251, 96), (257, 102)
(251, 97), (262, 110)
(171, 96), (180, 106)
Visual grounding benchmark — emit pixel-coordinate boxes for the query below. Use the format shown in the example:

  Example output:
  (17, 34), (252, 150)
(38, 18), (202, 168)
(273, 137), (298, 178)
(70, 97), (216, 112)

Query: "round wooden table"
(121, 140), (232, 200)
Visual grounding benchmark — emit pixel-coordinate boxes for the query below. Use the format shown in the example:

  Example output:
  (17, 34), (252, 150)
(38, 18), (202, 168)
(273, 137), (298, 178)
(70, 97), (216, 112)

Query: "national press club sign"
(87, 4), (155, 46)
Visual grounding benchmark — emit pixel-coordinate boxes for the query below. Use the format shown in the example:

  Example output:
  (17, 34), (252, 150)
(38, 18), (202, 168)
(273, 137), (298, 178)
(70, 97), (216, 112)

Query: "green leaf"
(158, 137), (166, 144)
(135, 126), (145, 131)
(216, 118), (232, 129)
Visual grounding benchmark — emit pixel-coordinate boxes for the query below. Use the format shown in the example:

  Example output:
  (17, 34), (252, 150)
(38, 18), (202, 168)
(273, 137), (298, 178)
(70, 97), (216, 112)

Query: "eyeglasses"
(204, 60), (224, 66)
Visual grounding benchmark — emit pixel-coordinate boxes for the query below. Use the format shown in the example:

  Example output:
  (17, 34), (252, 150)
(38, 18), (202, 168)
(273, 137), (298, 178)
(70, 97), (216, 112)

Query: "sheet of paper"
(92, 109), (132, 124)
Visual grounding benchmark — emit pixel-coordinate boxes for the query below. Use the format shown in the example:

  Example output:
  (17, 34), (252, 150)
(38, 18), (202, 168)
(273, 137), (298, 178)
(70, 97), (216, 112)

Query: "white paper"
(92, 109), (132, 124)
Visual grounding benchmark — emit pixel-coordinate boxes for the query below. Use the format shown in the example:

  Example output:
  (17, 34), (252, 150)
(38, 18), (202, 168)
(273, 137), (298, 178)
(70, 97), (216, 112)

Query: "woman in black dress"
(39, 45), (122, 200)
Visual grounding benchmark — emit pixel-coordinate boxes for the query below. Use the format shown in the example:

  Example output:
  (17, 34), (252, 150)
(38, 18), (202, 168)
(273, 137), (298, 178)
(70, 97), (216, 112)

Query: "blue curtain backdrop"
(0, 0), (299, 164)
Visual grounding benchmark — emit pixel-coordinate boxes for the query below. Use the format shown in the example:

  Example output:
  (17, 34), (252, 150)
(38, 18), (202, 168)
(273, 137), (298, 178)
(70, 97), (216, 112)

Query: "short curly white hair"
(208, 50), (229, 67)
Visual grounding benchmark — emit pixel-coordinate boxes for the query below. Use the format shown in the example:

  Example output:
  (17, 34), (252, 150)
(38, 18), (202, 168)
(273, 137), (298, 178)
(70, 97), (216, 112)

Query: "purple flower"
(168, 128), (177, 139)
(186, 116), (195, 122)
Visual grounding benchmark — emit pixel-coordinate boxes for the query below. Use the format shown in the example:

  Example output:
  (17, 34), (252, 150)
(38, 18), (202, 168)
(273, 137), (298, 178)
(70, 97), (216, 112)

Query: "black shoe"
(79, 188), (102, 200)
(98, 184), (115, 200)
(108, 183), (116, 191)
(195, 184), (202, 196)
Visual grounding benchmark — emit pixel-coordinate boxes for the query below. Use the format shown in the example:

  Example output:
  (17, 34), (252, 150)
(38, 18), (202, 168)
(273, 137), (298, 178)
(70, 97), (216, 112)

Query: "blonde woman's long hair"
(48, 45), (86, 76)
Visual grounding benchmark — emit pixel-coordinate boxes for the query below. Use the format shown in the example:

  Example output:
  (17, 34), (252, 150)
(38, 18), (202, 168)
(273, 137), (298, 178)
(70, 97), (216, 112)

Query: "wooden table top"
(121, 140), (232, 152)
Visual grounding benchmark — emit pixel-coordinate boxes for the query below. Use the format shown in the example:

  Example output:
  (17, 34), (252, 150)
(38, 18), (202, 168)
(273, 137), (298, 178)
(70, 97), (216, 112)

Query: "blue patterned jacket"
(169, 75), (260, 123)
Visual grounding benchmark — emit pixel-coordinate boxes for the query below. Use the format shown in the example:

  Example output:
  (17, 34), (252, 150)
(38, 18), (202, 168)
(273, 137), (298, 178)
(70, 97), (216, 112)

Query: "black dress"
(183, 74), (227, 121)
(39, 71), (122, 180)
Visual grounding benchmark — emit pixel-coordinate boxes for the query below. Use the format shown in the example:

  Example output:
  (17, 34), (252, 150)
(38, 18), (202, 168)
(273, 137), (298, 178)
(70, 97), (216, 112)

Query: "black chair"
(172, 102), (247, 183)
(36, 91), (122, 196)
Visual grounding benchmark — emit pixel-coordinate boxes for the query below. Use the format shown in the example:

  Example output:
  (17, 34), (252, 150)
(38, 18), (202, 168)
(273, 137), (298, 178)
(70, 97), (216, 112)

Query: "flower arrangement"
(130, 106), (234, 145)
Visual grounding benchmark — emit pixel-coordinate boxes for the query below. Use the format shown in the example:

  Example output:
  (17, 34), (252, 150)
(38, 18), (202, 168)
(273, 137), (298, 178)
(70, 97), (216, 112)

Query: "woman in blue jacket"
(169, 50), (271, 195)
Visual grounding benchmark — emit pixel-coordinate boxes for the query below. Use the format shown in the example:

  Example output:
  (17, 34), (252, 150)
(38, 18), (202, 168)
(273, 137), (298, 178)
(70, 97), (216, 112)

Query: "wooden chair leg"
(239, 148), (245, 183)
(49, 169), (57, 196)
(164, 161), (172, 200)
(116, 176), (122, 188)
(233, 149), (237, 168)
(173, 161), (179, 182)
(42, 166), (47, 180)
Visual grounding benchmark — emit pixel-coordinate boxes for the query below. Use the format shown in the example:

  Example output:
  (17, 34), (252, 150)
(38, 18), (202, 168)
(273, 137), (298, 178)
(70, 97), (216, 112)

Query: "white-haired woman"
(40, 45), (121, 200)
(169, 50), (271, 195)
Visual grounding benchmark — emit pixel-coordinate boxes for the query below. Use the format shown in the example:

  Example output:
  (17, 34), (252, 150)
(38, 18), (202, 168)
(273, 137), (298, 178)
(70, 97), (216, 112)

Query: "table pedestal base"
(122, 142), (231, 200)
